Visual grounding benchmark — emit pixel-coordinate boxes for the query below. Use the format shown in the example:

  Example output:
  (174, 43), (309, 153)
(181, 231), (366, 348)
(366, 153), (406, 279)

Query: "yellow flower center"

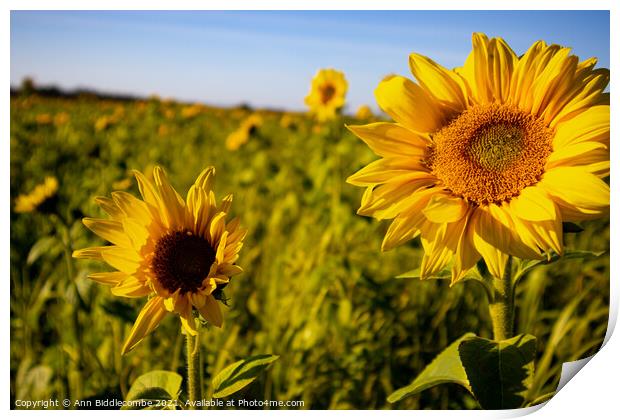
(428, 104), (553, 204)
(319, 83), (336, 104)
(152, 230), (215, 293)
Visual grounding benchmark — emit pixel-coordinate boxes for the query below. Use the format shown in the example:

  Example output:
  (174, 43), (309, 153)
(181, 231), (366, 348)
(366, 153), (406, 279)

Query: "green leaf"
(562, 222), (584, 233)
(396, 265), (484, 282)
(100, 299), (139, 324)
(212, 354), (279, 398)
(515, 250), (607, 281)
(387, 333), (475, 403)
(124, 370), (182, 410)
(26, 236), (59, 265)
(458, 334), (537, 409)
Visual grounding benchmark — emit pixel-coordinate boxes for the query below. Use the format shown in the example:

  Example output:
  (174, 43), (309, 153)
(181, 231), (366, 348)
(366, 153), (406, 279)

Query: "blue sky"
(10, 10), (610, 112)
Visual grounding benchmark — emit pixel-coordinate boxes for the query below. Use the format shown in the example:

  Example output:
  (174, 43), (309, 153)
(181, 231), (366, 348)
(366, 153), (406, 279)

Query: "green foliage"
(10, 95), (609, 409)
(212, 354), (279, 398)
(388, 333), (474, 403)
(458, 334), (536, 409)
(514, 250), (607, 283)
(124, 370), (182, 410)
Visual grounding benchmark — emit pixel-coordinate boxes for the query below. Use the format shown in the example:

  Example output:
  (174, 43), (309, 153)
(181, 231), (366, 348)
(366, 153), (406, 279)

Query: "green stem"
(59, 220), (83, 402)
(488, 257), (515, 341)
(186, 328), (202, 408)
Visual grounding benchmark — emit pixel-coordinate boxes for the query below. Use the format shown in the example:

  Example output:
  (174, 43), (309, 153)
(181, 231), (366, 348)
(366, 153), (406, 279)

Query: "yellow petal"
(189, 292), (206, 308)
(489, 203), (543, 260)
(111, 276), (151, 297)
(420, 235), (453, 280)
(381, 187), (440, 251)
(101, 247), (142, 274)
(347, 122), (429, 158)
(72, 246), (113, 260)
(132, 170), (160, 209)
(546, 142), (608, 177)
(197, 295), (223, 327)
(122, 218), (151, 250)
(347, 157), (429, 187)
(550, 68), (609, 126)
(95, 196), (124, 220)
(218, 194), (233, 213)
(470, 207), (509, 279)
(409, 53), (468, 110)
(451, 212), (480, 285)
(218, 263), (243, 277)
(192, 166), (216, 192)
(83, 218), (132, 248)
(177, 296), (197, 335)
(153, 167), (186, 229)
(552, 105), (609, 150)
(122, 297), (167, 354)
(422, 193), (469, 223)
(357, 175), (436, 219)
(538, 167), (609, 219)
(209, 212), (226, 244)
(374, 75), (448, 133)
(510, 186), (557, 222)
(88, 271), (128, 286)
(508, 40), (549, 109)
(112, 191), (155, 222)
(215, 230), (228, 263)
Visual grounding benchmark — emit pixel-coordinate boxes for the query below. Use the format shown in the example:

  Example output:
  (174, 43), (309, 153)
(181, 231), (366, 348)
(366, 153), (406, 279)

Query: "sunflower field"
(10, 36), (609, 410)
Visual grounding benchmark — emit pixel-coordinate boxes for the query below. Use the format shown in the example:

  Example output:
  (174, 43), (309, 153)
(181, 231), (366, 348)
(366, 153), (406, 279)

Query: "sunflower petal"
(422, 193), (469, 223)
(197, 295), (223, 327)
(111, 276), (151, 297)
(83, 218), (132, 248)
(153, 166), (186, 229)
(101, 247), (142, 274)
(470, 207), (509, 279)
(375, 75), (448, 133)
(409, 53), (469, 110)
(346, 123), (429, 157)
(88, 271), (128, 286)
(122, 297), (167, 354)
(538, 167), (609, 220)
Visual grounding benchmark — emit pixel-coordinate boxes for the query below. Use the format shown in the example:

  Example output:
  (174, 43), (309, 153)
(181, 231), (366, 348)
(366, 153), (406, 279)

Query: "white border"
(3, 1), (616, 419)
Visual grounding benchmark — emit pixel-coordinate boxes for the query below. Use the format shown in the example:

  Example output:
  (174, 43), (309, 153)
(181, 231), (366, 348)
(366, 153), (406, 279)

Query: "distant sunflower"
(348, 33), (609, 283)
(225, 113), (263, 151)
(14, 176), (59, 213)
(73, 167), (246, 354)
(355, 105), (373, 120)
(305, 69), (348, 122)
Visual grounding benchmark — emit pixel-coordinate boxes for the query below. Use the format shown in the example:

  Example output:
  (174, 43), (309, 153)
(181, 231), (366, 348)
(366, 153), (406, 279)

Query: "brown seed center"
(319, 84), (336, 104)
(152, 230), (215, 293)
(427, 104), (553, 204)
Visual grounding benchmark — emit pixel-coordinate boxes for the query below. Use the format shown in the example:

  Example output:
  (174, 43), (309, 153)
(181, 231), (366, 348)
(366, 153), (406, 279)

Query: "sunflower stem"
(488, 257), (514, 341)
(186, 328), (202, 409)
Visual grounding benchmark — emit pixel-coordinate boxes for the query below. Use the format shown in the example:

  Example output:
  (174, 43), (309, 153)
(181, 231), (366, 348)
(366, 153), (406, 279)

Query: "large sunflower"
(347, 33), (609, 283)
(73, 166), (246, 354)
(305, 68), (348, 122)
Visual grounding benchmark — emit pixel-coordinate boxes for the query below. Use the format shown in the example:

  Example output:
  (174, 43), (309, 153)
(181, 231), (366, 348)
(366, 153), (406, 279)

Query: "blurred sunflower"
(225, 113), (263, 151)
(348, 33), (609, 282)
(305, 69), (348, 122)
(14, 176), (58, 214)
(73, 167), (246, 354)
(355, 105), (373, 120)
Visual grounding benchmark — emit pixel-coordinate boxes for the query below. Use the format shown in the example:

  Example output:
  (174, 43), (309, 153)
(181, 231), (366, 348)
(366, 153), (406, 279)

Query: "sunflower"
(225, 113), (263, 151)
(73, 166), (246, 354)
(14, 176), (59, 213)
(305, 69), (348, 122)
(355, 105), (373, 120)
(347, 33), (609, 283)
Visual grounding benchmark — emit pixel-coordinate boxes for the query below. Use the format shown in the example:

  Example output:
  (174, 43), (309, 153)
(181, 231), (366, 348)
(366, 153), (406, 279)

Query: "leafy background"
(10, 91), (609, 409)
